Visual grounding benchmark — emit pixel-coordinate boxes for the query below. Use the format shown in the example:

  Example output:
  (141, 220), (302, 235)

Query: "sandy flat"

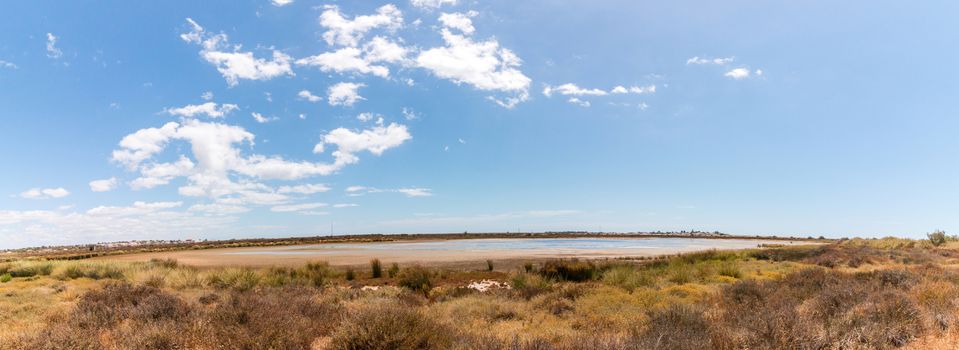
(92, 237), (805, 267)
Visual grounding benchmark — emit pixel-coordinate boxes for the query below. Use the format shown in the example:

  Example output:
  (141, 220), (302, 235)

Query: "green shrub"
(717, 262), (742, 279)
(301, 261), (334, 287)
(510, 272), (552, 298)
(206, 268), (260, 291)
(398, 266), (432, 295)
(9, 262), (54, 278)
(539, 259), (597, 282)
(148, 258), (179, 268)
(523, 262), (535, 273)
(345, 268), (356, 281)
(0, 273), (11, 283)
(667, 263), (693, 285)
(388, 263), (400, 278)
(58, 263), (125, 280)
(371, 259), (383, 278)
(928, 230), (947, 247)
(602, 265), (653, 291)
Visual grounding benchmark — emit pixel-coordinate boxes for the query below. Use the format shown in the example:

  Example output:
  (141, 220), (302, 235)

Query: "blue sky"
(1, 1), (958, 248)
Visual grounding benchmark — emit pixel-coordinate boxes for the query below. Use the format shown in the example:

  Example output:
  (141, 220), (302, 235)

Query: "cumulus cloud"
(416, 20), (530, 108)
(438, 11), (477, 35)
(314, 122), (412, 169)
(0, 60), (18, 69)
(686, 56), (734, 65)
(111, 118), (410, 207)
(411, 0), (457, 9)
(319, 4), (403, 47)
(20, 187), (70, 199)
(724, 67), (751, 80)
(180, 18), (294, 86)
(543, 83), (607, 97)
(271, 0), (294, 6)
(327, 82), (365, 106)
(89, 178), (118, 192)
(46, 33), (62, 59)
(297, 90), (322, 102)
(166, 102), (239, 118)
(296, 36), (409, 78)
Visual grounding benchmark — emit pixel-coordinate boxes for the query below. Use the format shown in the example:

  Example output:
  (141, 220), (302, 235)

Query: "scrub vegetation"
(3, 237), (959, 349)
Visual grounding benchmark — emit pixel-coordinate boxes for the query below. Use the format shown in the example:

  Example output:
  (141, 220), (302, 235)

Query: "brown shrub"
(198, 287), (340, 349)
(633, 303), (712, 350)
(330, 301), (451, 350)
(397, 265), (432, 295)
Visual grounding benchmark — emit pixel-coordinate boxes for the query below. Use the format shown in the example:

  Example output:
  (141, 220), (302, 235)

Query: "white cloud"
(345, 186), (432, 197)
(755, 69), (764, 76)
(319, 4), (403, 47)
(315, 123), (412, 169)
(297, 90), (322, 102)
(20, 187), (70, 199)
(438, 11), (477, 35)
(411, 0), (457, 9)
(356, 112), (379, 122)
(417, 25), (530, 108)
(166, 102), (239, 118)
(333, 203), (359, 208)
(363, 36), (409, 63)
(457, 138), (466, 144)
(251, 112), (277, 123)
(543, 83), (607, 97)
(629, 85), (656, 94)
(277, 183), (330, 194)
(112, 119), (410, 206)
(270, 202), (328, 212)
(686, 56), (734, 65)
(396, 188), (432, 197)
(611, 86), (628, 94)
(567, 97), (590, 107)
(130, 156), (195, 190)
(0, 60), (18, 69)
(297, 47), (389, 77)
(296, 37), (408, 78)
(271, 0), (294, 6)
(201, 91), (214, 100)
(46, 33), (62, 59)
(180, 18), (294, 86)
(724, 67), (751, 80)
(89, 178), (118, 192)
(327, 82), (365, 106)
(345, 186), (367, 192)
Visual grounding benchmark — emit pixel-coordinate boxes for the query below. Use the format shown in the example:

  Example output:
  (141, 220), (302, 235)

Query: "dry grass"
(4, 243), (959, 349)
